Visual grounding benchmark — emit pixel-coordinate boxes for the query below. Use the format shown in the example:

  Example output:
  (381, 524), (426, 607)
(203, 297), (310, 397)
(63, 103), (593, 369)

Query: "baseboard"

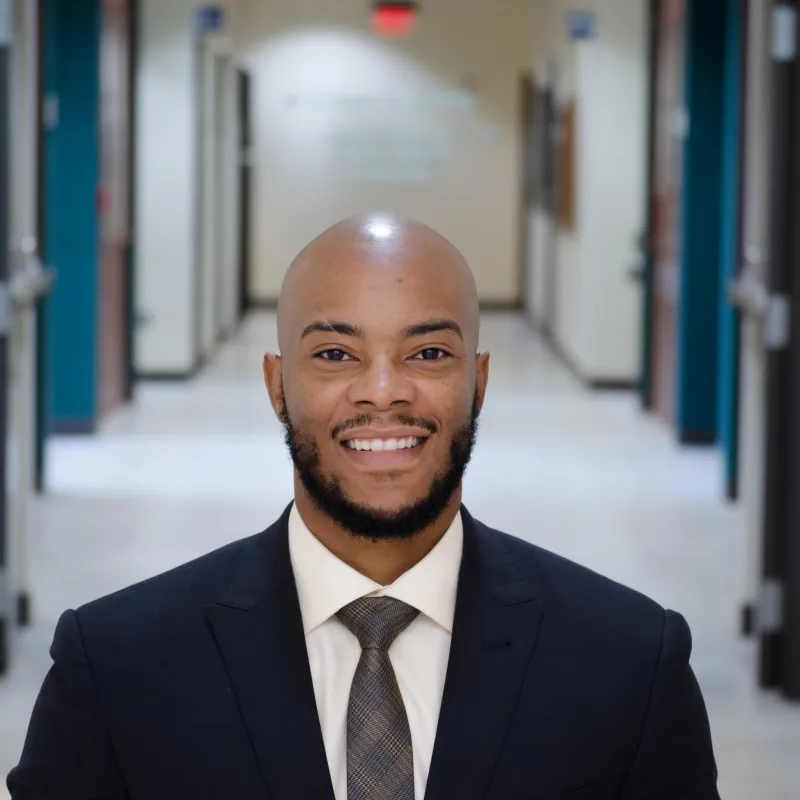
(17, 593), (31, 627)
(587, 379), (638, 391)
(137, 370), (197, 382)
(136, 355), (203, 383)
(544, 335), (636, 393)
(52, 418), (96, 435)
(678, 429), (716, 446)
(0, 617), (8, 675)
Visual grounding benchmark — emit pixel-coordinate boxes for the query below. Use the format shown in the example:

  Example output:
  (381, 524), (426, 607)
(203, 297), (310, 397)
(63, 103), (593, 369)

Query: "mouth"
(339, 434), (429, 469)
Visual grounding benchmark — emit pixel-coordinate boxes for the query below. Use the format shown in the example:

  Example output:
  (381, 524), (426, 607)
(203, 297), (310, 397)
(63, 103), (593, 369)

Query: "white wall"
(528, 0), (647, 382)
(135, 0), (199, 374)
(135, 0), (239, 375)
(236, 0), (535, 303)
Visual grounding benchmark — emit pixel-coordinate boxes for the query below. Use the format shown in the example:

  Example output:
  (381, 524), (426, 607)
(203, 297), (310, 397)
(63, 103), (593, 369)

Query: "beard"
(280, 390), (480, 540)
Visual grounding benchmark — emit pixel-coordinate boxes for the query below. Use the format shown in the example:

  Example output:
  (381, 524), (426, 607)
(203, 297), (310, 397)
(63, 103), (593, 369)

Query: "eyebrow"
(300, 318), (464, 341)
(401, 319), (464, 340)
(301, 320), (365, 339)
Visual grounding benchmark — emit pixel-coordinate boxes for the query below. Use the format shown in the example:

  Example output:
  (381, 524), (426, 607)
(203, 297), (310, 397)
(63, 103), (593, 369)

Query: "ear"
(474, 351), (490, 415)
(263, 353), (286, 421)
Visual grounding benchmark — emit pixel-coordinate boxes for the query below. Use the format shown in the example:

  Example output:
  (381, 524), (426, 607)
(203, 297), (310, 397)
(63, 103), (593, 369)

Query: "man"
(8, 213), (719, 799)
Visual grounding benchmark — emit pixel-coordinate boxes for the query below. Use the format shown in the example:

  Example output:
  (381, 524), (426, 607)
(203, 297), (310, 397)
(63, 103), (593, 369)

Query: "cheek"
(433, 387), (472, 425)
(291, 380), (343, 432)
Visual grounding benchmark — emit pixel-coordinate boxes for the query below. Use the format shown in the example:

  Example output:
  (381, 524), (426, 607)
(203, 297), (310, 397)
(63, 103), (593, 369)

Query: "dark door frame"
(518, 71), (535, 313)
(237, 68), (251, 319)
(125, 0), (137, 399)
(756, 0), (800, 699)
(639, 0), (660, 409)
(540, 82), (557, 342)
(0, 0), (12, 675)
(35, 0), (47, 492)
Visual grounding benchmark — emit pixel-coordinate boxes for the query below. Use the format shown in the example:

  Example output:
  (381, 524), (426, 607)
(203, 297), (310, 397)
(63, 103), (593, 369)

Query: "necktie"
(336, 596), (420, 800)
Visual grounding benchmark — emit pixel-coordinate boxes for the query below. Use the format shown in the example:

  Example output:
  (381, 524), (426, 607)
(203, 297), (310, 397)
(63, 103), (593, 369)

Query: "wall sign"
(567, 11), (597, 41)
(197, 5), (225, 35)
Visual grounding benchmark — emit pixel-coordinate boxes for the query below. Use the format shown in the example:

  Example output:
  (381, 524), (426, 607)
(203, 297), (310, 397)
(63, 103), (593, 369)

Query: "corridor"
(1, 312), (798, 798)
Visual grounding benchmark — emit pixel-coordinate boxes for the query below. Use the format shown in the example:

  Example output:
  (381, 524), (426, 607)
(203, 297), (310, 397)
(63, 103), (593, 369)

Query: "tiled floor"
(1, 311), (799, 798)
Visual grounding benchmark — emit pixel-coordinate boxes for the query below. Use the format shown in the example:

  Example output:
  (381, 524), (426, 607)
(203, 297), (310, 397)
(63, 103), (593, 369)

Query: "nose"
(347, 354), (415, 411)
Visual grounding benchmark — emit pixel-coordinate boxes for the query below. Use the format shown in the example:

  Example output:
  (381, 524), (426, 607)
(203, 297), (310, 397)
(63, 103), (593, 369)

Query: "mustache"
(330, 414), (438, 441)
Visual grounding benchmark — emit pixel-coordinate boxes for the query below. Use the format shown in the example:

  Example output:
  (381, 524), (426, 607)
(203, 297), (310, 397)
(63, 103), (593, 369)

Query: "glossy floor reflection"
(1, 312), (798, 798)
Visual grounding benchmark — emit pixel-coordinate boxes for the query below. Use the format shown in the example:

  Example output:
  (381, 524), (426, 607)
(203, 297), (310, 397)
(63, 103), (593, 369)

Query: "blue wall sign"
(197, 6), (225, 34)
(567, 11), (597, 41)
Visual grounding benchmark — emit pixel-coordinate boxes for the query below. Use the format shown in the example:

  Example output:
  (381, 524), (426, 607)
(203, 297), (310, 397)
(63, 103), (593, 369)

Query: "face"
(265, 239), (490, 540)
(280, 387), (480, 539)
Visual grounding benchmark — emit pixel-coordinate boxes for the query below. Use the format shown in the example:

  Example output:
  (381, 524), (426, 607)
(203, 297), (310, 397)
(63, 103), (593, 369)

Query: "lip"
(338, 429), (430, 471)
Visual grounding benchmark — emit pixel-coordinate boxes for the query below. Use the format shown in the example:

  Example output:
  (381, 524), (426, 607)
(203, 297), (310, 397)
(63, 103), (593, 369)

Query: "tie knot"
(336, 596), (420, 651)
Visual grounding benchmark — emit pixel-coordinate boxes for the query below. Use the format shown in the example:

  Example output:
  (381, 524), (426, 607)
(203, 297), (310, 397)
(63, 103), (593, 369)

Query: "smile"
(339, 434), (429, 470)
(345, 436), (423, 452)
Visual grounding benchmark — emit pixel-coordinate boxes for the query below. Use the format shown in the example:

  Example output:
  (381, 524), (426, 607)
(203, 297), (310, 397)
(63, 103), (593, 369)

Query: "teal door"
(675, 0), (728, 444)
(42, 0), (101, 433)
(717, 0), (745, 499)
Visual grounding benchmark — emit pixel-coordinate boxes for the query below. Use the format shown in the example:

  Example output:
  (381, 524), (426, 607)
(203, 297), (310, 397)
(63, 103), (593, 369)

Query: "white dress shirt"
(288, 503), (463, 800)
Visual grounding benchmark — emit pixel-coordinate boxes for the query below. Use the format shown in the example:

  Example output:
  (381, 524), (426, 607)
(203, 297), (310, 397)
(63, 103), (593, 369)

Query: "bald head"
(276, 212), (480, 356)
(263, 212), (490, 537)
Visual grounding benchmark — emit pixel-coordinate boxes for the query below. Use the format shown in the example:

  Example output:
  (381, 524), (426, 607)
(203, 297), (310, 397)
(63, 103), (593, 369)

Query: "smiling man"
(8, 213), (720, 800)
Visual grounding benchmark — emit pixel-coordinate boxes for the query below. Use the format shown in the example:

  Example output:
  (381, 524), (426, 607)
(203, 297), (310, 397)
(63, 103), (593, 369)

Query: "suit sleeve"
(620, 610), (720, 799)
(6, 609), (129, 799)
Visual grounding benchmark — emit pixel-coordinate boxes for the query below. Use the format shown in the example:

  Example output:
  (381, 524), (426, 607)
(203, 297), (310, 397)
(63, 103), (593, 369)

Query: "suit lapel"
(425, 508), (544, 800)
(206, 504), (335, 800)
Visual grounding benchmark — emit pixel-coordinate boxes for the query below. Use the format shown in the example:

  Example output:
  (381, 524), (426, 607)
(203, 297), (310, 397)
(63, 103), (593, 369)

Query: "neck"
(293, 483), (462, 585)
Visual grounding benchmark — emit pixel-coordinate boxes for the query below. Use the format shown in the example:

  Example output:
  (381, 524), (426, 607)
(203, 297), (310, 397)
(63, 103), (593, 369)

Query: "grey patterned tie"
(336, 596), (420, 800)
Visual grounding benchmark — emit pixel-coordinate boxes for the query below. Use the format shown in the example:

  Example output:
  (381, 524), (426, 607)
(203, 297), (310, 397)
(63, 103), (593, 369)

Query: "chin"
(345, 487), (429, 516)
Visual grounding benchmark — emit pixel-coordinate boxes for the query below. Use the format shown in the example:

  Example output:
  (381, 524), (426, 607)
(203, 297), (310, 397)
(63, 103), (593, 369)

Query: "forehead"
(286, 243), (474, 340)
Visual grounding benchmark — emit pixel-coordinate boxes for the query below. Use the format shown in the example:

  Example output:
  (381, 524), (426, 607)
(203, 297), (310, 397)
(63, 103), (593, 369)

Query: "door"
(649, 0), (686, 425)
(717, 0), (747, 498)
(197, 38), (238, 358)
(639, 0), (660, 409)
(752, 0), (800, 698)
(6, 0), (52, 638)
(215, 53), (238, 341)
(730, 0), (772, 655)
(238, 69), (252, 318)
(0, 0), (12, 673)
(520, 72), (535, 314)
(526, 79), (554, 333)
(197, 36), (217, 360)
(540, 81), (558, 340)
(98, 0), (134, 416)
(733, 0), (800, 698)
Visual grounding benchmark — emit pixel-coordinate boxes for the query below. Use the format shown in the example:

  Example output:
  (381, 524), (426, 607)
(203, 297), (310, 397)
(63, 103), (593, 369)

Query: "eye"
(413, 348), (449, 361)
(316, 349), (354, 362)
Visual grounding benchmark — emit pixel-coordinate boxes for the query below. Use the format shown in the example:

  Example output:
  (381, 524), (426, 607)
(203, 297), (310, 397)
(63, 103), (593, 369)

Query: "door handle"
(10, 247), (55, 307)
(728, 274), (768, 318)
(628, 260), (645, 282)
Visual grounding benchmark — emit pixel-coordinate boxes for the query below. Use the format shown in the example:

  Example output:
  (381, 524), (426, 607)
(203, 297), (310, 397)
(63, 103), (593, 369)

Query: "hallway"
(1, 311), (798, 798)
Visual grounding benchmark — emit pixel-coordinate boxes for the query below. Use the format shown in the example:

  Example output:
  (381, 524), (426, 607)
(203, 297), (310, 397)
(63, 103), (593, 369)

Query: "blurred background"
(0, 0), (798, 796)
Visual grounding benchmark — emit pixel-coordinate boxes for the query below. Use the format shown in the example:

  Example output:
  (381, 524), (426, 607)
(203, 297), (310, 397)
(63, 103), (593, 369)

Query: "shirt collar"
(288, 503), (463, 635)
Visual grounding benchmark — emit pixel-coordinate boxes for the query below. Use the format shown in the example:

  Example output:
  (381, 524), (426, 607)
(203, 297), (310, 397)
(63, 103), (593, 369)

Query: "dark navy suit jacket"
(7, 504), (720, 799)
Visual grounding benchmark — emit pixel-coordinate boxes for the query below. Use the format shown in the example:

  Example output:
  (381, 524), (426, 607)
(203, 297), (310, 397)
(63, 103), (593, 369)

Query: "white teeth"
(346, 437), (422, 451)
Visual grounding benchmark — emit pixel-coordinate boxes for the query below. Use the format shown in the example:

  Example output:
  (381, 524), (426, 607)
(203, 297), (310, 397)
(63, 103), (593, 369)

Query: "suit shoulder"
(74, 532), (262, 631)
(488, 524), (667, 644)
